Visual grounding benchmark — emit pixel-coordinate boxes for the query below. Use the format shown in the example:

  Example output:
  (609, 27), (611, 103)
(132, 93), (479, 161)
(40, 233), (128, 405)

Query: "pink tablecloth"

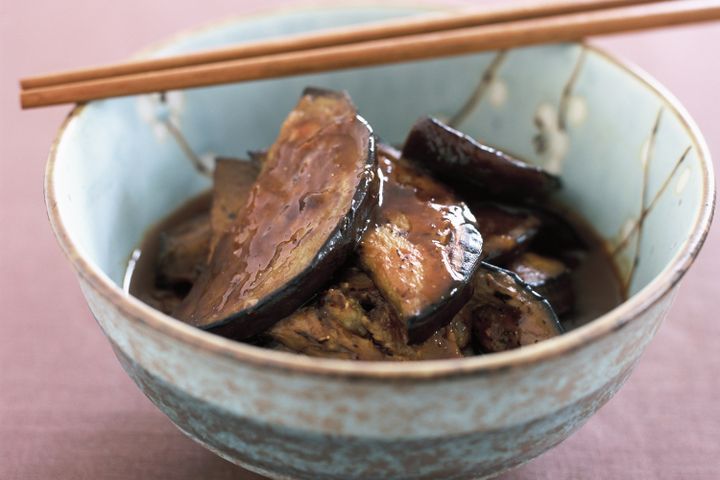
(1, 1), (718, 478)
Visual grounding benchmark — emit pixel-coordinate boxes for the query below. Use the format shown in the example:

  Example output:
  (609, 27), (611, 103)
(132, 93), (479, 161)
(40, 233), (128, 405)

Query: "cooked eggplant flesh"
(471, 202), (541, 264)
(456, 263), (563, 353)
(209, 158), (259, 257)
(402, 117), (561, 199)
(268, 268), (471, 361)
(247, 150), (267, 168)
(174, 88), (379, 339)
(359, 146), (483, 344)
(156, 212), (211, 288)
(138, 288), (185, 315)
(508, 252), (575, 317)
(122, 87), (620, 358)
(530, 207), (588, 265)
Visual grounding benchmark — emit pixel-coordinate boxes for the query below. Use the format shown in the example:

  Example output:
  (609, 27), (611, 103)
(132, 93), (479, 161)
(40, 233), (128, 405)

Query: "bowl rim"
(44, 3), (716, 381)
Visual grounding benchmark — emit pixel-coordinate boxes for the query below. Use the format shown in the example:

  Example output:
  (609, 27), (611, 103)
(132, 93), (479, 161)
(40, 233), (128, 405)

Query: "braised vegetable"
(402, 117), (560, 199)
(156, 212), (211, 288)
(471, 202), (541, 263)
(508, 252), (575, 317)
(456, 263), (563, 353)
(247, 150), (266, 168)
(125, 87), (622, 359)
(175, 88), (379, 339)
(268, 268), (471, 360)
(359, 146), (483, 344)
(209, 158), (258, 256)
(531, 207), (588, 264)
(138, 288), (186, 315)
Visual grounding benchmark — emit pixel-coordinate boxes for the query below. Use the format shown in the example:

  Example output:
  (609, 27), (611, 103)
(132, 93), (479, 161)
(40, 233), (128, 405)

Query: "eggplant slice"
(471, 202), (541, 264)
(402, 117), (560, 199)
(455, 263), (562, 353)
(508, 252), (575, 317)
(359, 146), (483, 344)
(209, 158), (259, 257)
(530, 207), (588, 265)
(267, 268), (471, 360)
(156, 212), (211, 288)
(175, 88), (379, 339)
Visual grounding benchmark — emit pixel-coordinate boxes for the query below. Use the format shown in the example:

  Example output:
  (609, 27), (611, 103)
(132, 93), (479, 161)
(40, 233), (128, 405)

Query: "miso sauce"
(126, 186), (623, 334)
(124, 192), (211, 314)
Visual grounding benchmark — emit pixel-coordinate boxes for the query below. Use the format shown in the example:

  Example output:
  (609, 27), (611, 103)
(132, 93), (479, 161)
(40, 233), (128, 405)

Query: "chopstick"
(20, 0), (720, 109)
(20, 0), (657, 90)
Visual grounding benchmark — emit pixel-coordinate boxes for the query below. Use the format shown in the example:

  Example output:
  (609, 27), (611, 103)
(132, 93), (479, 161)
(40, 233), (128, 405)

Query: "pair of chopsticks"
(19, 0), (720, 109)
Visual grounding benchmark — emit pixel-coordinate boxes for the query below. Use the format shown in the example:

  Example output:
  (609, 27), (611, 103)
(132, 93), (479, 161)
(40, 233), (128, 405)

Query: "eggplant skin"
(508, 252), (575, 317)
(470, 202), (541, 264)
(457, 262), (563, 353)
(266, 268), (471, 361)
(530, 206), (588, 262)
(360, 146), (484, 344)
(175, 88), (380, 340)
(402, 117), (561, 199)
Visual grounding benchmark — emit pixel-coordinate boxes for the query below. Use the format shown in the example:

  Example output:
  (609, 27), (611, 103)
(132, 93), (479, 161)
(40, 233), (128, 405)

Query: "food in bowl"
(126, 87), (622, 360)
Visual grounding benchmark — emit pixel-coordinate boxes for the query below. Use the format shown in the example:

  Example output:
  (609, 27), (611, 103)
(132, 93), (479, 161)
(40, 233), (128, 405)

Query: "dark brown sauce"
(174, 92), (375, 331)
(542, 204), (625, 330)
(124, 192), (211, 304)
(126, 186), (623, 334)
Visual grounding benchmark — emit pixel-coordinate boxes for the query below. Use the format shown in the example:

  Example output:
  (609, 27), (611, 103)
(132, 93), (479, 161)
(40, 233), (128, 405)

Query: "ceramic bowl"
(45, 5), (715, 480)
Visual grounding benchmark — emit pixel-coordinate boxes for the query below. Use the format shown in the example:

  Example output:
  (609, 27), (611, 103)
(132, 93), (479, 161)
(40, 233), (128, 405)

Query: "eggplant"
(455, 263), (562, 353)
(530, 207), (588, 265)
(156, 212), (211, 288)
(247, 150), (267, 168)
(209, 158), (259, 256)
(402, 117), (560, 199)
(137, 288), (185, 316)
(359, 146), (483, 344)
(508, 252), (575, 317)
(175, 88), (379, 339)
(471, 202), (541, 264)
(267, 268), (471, 360)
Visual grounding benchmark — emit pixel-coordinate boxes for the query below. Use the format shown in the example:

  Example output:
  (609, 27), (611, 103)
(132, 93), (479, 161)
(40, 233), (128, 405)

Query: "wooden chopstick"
(20, 0), (720, 109)
(20, 0), (658, 90)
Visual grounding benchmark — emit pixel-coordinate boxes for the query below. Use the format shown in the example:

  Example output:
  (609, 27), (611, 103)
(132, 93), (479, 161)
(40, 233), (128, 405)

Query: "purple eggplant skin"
(458, 262), (563, 353)
(470, 202), (542, 265)
(402, 117), (561, 199)
(175, 88), (380, 340)
(359, 146), (484, 345)
(530, 206), (588, 264)
(406, 285), (475, 345)
(508, 252), (575, 317)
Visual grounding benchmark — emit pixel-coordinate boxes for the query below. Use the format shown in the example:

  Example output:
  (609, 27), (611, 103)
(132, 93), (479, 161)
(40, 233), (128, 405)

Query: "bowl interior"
(50, 6), (711, 330)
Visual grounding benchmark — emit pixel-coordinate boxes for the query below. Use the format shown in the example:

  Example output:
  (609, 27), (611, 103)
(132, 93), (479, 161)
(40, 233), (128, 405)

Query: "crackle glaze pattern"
(80, 277), (673, 480)
(45, 5), (714, 480)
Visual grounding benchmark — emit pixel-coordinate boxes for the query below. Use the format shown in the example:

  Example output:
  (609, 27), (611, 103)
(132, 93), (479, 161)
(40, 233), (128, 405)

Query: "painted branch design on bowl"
(137, 91), (213, 176)
(533, 46), (588, 175)
(448, 50), (508, 128)
(611, 106), (692, 295)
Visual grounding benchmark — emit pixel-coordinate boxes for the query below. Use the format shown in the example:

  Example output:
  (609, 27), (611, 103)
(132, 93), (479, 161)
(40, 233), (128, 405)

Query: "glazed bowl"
(45, 5), (714, 480)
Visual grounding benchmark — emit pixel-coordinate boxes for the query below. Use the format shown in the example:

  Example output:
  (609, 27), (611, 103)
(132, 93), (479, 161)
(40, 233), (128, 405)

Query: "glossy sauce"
(127, 178), (623, 335)
(561, 209), (625, 329)
(173, 91), (374, 330)
(359, 148), (482, 341)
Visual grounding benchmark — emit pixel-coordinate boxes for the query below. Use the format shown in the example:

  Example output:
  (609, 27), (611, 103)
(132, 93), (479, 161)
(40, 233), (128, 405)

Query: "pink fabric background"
(1, 1), (718, 478)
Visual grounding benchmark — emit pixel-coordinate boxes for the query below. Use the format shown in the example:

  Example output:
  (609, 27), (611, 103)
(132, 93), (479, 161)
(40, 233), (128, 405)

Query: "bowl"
(45, 5), (715, 480)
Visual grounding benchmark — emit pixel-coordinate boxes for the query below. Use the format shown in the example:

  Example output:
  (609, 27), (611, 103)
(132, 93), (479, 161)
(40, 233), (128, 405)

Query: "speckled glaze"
(45, 5), (714, 480)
